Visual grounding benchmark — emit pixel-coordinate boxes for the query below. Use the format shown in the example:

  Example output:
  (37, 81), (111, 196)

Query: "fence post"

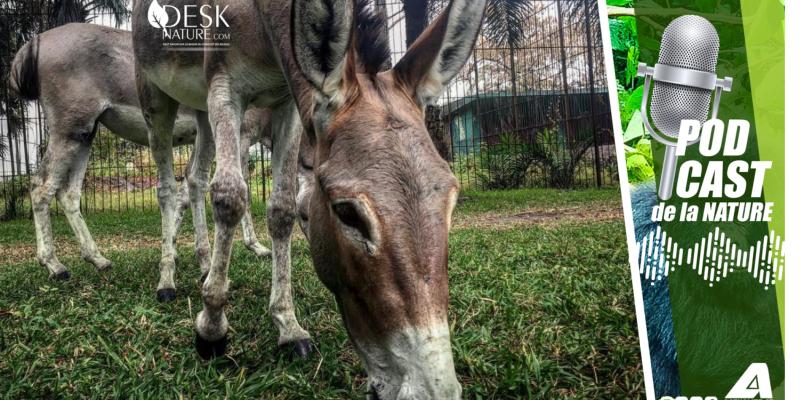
(584, 0), (602, 187)
(471, 50), (483, 190)
(556, 0), (575, 187)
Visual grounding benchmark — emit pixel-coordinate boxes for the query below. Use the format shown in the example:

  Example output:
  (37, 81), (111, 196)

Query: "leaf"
(484, 0), (534, 49)
(619, 84), (644, 128)
(609, 17), (637, 51)
(635, 138), (653, 166)
(623, 111), (645, 144)
(626, 152), (654, 183)
(147, 0), (168, 29)
(624, 46), (639, 86)
(625, 138), (654, 184)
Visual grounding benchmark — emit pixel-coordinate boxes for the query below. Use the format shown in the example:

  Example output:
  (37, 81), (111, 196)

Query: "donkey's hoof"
(157, 288), (177, 303)
(279, 339), (313, 359)
(195, 333), (227, 360)
(246, 242), (272, 257)
(97, 260), (113, 271)
(52, 270), (71, 281)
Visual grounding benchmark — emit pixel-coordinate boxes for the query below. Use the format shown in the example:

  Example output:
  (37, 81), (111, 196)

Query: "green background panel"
(632, 0), (785, 397)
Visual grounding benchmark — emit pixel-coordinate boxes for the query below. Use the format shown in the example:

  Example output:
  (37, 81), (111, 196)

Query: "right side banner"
(604, 0), (786, 399)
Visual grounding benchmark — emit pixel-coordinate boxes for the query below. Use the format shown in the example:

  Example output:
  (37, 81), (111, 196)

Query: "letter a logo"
(725, 363), (772, 399)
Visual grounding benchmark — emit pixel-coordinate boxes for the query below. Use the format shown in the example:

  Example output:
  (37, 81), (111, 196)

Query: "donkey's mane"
(354, 0), (391, 75)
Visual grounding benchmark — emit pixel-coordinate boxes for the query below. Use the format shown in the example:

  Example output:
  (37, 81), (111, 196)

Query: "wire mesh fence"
(0, 0), (617, 220)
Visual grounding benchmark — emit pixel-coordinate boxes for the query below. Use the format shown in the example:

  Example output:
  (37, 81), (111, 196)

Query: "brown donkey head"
(293, 0), (486, 398)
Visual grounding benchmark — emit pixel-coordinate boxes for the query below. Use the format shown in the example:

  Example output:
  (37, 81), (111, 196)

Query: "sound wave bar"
(636, 226), (785, 289)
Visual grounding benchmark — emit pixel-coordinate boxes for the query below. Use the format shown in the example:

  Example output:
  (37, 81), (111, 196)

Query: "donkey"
(132, 0), (485, 397)
(8, 23), (272, 295)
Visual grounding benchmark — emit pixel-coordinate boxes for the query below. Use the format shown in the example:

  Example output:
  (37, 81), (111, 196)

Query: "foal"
(9, 24), (272, 299)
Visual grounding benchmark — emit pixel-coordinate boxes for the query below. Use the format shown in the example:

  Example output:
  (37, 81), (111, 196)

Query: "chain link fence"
(1, 0), (617, 219)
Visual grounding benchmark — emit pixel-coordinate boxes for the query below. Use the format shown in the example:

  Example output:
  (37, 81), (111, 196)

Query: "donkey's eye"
(332, 201), (372, 242)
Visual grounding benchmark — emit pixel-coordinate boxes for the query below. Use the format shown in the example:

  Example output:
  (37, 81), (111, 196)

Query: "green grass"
(0, 189), (642, 399)
(458, 187), (622, 215)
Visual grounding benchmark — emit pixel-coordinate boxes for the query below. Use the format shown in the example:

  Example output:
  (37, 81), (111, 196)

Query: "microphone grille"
(650, 15), (719, 137)
(657, 15), (719, 73)
(651, 83), (712, 138)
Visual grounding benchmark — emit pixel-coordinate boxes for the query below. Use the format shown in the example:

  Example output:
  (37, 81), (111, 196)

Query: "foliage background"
(606, 0), (654, 184)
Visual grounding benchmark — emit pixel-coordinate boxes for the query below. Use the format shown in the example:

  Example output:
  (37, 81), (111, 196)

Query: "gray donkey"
(133, 0), (485, 398)
(9, 23), (273, 294)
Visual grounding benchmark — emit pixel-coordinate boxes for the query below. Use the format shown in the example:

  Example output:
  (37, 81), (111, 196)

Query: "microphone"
(637, 15), (733, 200)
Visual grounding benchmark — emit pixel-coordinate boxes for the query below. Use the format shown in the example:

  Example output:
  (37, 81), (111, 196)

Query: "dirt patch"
(454, 203), (622, 230)
(0, 225), (291, 266)
(0, 234), (182, 266)
(1, 205), (622, 265)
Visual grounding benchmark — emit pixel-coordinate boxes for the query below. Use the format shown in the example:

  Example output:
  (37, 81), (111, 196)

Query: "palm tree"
(48, 0), (129, 27)
(400, 0), (533, 102)
(401, 0), (429, 48)
(397, 0), (532, 160)
(483, 0), (532, 102)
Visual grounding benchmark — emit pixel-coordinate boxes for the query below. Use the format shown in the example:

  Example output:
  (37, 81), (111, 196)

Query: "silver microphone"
(637, 15), (733, 200)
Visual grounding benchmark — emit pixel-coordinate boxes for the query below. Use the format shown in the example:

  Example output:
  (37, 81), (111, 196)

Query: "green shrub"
(625, 138), (654, 183)
(476, 128), (594, 190)
(0, 175), (30, 220)
(477, 133), (536, 189)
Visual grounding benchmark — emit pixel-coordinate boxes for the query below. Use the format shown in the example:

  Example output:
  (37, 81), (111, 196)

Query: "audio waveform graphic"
(636, 226), (784, 289)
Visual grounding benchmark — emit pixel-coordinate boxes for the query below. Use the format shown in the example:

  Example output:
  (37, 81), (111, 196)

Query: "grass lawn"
(0, 188), (644, 399)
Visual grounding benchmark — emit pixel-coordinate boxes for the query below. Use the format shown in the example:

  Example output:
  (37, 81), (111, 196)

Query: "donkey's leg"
(30, 135), (80, 279)
(238, 127), (270, 257)
(139, 80), (180, 303)
(195, 77), (247, 358)
(56, 142), (112, 270)
(173, 149), (195, 251)
(189, 111), (215, 280)
(267, 102), (311, 357)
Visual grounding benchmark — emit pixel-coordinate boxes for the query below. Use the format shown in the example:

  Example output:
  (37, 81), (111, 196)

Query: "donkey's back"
(10, 23), (196, 145)
(131, 0), (293, 111)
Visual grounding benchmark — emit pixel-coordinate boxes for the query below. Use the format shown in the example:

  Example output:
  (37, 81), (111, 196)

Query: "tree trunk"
(404, 0), (452, 162)
(425, 105), (452, 161)
(509, 44), (519, 133)
(375, 0), (393, 71)
(403, 0), (429, 48)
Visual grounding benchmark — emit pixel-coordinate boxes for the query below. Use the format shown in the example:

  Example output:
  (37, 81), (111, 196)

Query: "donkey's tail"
(9, 36), (40, 101)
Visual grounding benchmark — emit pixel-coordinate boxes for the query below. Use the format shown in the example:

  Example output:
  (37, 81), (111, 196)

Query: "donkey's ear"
(292, 0), (354, 98)
(393, 0), (486, 106)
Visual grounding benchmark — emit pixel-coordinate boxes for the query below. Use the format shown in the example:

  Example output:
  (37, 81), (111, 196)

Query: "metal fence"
(0, 0), (617, 219)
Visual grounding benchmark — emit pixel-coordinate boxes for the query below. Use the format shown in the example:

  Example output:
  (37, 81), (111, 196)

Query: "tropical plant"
(0, 175), (31, 220)
(562, 0), (604, 55)
(477, 126), (595, 190)
(478, 132), (536, 190)
(606, 4), (654, 184)
(530, 127), (595, 188)
(482, 0), (532, 101)
(625, 138), (654, 183)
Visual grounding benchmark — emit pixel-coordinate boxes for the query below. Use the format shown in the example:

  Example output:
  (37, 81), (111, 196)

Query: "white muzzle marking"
(359, 324), (461, 400)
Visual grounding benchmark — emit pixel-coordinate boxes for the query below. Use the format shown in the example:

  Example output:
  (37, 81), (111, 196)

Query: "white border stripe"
(597, 2), (655, 398)
(784, 0), (797, 397)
